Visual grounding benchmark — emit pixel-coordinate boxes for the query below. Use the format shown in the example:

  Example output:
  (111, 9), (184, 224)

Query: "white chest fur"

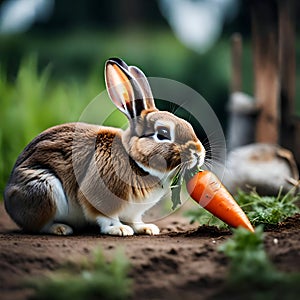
(119, 184), (168, 223)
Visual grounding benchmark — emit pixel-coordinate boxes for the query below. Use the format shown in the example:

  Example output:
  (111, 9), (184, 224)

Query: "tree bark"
(251, 0), (280, 144)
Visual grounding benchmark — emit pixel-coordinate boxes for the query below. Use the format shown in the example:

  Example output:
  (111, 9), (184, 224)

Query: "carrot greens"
(170, 166), (201, 210)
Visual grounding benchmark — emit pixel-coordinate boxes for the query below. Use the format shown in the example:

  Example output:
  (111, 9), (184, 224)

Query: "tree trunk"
(251, 0), (280, 144)
(278, 0), (296, 151)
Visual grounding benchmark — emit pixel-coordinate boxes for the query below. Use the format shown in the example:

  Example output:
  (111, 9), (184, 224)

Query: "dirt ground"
(0, 201), (300, 300)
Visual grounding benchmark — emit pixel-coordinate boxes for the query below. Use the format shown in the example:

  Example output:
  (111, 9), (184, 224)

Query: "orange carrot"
(186, 170), (254, 232)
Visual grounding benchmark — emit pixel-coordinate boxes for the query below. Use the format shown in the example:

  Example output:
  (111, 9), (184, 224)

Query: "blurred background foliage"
(0, 0), (300, 193)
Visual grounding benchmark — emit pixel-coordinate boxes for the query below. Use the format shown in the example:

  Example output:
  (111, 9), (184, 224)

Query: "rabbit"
(4, 57), (205, 236)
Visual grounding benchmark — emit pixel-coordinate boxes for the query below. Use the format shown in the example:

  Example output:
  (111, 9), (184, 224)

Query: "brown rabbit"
(4, 58), (205, 236)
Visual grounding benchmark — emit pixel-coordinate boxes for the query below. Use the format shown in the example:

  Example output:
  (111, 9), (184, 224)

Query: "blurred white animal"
(223, 143), (299, 195)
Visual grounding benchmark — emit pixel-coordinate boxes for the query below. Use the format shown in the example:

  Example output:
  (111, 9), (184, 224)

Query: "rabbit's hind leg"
(41, 222), (73, 235)
(4, 168), (73, 235)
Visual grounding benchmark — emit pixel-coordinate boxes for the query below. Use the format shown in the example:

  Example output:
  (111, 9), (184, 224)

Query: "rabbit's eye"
(156, 126), (171, 141)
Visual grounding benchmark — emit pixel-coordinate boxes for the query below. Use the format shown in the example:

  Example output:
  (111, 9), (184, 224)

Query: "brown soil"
(0, 202), (299, 300)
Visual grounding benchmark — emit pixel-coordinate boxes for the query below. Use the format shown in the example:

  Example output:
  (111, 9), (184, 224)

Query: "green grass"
(27, 247), (132, 300)
(218, 227), (300, 299)
(0, 28), (230, 87)
(235, 188), (300, 226)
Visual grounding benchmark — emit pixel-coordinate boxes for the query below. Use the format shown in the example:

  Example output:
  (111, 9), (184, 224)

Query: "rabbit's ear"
(105, 58), (148, 119)
(128, 66), (156, 110)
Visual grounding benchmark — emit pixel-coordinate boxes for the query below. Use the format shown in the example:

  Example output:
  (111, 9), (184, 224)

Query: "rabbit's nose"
(193, 150), (205, 167)
(188, 149), (205, 169)
(193, 152), (200, 162)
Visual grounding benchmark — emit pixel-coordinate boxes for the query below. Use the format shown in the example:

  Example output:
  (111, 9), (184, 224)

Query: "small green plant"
(27, 248), (132, 300)
(218, 226), (300, 299)
(219, 226), (276, 284)
(236, 188), (300, 225)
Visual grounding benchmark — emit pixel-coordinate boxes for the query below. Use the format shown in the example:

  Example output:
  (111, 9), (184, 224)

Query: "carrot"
(186, 170), (254, 232)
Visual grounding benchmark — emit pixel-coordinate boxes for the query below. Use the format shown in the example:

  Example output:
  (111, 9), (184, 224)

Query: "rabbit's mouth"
(187, 149), (205, 170)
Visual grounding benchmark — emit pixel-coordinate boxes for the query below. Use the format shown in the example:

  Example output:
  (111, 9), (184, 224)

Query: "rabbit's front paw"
(132, 223), (160, 235)
(96, 216), (134, 236)
(102, 224), (134, 236)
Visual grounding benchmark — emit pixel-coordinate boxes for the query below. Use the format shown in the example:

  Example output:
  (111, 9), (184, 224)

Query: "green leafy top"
(170, 165), (202, 210)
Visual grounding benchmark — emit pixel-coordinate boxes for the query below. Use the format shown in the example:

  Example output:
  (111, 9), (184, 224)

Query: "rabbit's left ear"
(105, 58), (155, 119)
